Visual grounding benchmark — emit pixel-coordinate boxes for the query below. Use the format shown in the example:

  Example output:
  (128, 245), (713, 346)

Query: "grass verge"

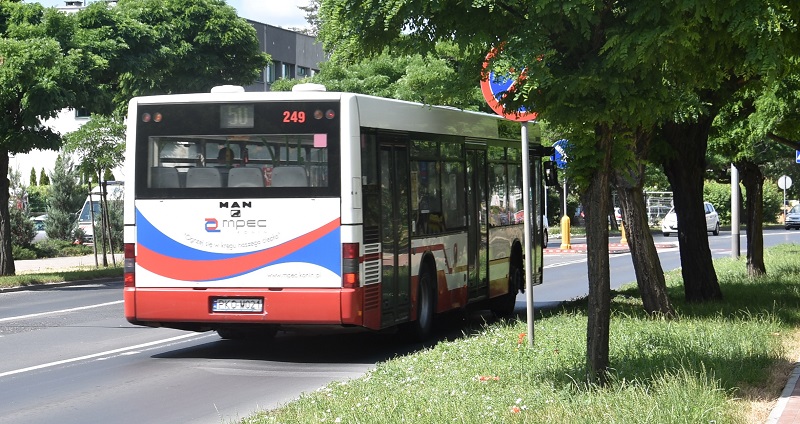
(243, 243), (800, 424)
(0, 266), (122, 289)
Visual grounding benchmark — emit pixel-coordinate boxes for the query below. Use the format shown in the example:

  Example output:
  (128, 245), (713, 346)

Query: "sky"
(25, 0), (311, 30)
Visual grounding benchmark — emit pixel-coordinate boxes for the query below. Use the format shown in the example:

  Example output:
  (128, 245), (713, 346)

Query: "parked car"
(661, 202), (720, 236)
(30, 214), (47, 242)
(785, 204), (800, 230)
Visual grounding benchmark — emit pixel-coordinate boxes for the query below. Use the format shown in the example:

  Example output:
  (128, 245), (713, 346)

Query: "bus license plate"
(212, 298), (263, 313)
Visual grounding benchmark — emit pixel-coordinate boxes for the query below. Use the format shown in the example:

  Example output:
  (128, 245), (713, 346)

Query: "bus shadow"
(152, 309), (501, 365)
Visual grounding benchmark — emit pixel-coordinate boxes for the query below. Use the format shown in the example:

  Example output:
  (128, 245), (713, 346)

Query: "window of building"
(75, 107), (90, 119)
(282, 63), (295, 79)
(266, 62), (276, 83)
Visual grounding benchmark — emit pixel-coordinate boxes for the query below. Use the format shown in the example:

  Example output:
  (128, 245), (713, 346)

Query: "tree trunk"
(584, 125), (613, 385)
(0, 150), (15, 276)
(661, 118), (723, 302)
(615, 132), (675, 316)
(737, 159), (766, 277)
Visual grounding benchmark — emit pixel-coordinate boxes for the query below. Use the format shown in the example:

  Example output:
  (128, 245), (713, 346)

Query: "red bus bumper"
(124, 287), (363, 329)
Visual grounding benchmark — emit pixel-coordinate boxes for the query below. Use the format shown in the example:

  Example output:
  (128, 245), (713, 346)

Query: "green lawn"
(0, 266), (122, 289)
(243, 244), (800, 424)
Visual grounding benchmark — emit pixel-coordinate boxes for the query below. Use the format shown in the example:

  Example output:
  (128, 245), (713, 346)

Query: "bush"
(12, 245), (37, 260)
(58, 244), (93, 257)
(10, 207), (35, 248)
(704, 180), (731, 224)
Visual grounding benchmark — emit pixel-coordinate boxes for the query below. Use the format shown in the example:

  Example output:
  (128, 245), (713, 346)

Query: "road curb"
(0, 277), (121, 293)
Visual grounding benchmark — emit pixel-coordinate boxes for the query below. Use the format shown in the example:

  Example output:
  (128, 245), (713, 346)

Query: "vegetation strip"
(243, 244), (800, 424)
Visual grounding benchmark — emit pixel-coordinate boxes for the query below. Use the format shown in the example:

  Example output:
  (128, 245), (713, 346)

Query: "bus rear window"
(146, 134), (329, 189)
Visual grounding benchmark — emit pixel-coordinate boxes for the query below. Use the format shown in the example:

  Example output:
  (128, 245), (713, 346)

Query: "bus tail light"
(342, 243), (360, 288)
(124, 243), (135, 287)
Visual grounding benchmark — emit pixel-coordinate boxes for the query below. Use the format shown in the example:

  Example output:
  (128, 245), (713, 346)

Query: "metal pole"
(521, 122), (534, 347)
(731, 164), (740, 259)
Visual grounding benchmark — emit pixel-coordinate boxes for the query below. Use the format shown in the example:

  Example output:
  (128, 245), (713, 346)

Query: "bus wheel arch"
(492, 241), (523, 317)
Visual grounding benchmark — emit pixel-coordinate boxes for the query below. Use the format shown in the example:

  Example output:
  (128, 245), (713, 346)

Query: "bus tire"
(492, 261), (521, 318)
(405, 269), (436, 341)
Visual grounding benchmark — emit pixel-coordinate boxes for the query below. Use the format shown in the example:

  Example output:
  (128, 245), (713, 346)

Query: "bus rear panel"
(123, 96), (356, 331)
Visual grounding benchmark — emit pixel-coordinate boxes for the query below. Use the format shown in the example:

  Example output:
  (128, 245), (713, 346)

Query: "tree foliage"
(0, 0), (269, 274)
(46, 153), (84, 241)
(107, 0), (270, 110)
(318, 0), (800, 383)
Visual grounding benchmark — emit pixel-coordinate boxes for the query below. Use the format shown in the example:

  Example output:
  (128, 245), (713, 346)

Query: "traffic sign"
(796, 150), (800, 164)
(480, 47), (537, 122)
(779, 175), (793, 190)
(553, 139), (568, 169)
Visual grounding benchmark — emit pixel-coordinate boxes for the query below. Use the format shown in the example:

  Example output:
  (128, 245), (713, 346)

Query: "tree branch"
(495, 1), (528, 21)
(767, 132), (800, 151)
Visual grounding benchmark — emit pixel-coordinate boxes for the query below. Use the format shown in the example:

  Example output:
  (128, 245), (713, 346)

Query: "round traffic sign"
(779, 175), (793, 190)
(480, 47), (537, 122)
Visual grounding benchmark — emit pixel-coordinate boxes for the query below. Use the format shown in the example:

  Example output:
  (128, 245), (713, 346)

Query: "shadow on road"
(151, 308), (505, 365)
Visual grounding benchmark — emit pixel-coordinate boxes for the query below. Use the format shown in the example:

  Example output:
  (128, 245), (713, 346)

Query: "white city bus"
(123, 84), (546, 340)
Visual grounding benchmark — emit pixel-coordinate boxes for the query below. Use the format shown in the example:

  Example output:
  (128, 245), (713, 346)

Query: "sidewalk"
(544, 242), (678, 254)
(14, 253), (123, 274)
(768, 360), (800, 423)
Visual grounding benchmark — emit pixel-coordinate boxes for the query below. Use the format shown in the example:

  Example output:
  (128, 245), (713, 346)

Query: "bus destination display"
(220, 104), (254, 128)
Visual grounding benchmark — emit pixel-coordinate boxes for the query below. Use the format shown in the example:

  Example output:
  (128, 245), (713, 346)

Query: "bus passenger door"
(466, 149), (489, 300)
(379, 144), (411, 327)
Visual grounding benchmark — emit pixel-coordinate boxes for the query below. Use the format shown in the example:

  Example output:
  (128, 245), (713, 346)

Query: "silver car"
(785, 204), (800, 230)
(661, 202), (720, 237)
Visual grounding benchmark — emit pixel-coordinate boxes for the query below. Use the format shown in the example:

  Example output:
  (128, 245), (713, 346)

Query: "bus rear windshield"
(146, 134), (329, 191)
(134, 101), (340, 199)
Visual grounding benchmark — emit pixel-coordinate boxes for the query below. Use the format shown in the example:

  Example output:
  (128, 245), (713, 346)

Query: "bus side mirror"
(544, 161), (559, 187)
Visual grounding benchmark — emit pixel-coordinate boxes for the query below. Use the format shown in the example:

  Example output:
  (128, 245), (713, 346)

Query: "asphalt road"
(0, 229), (798, 423)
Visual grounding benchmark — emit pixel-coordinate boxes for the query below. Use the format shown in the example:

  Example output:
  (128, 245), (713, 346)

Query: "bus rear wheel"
(404, 269), (436, 341)
(492, 262), (521, 318)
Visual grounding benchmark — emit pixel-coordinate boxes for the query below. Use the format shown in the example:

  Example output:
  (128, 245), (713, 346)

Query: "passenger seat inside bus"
(270, 166), (308, 187)
(151, 167), (180, 188)
(228, 167), (264, 187)
(186, 167), (222, 188)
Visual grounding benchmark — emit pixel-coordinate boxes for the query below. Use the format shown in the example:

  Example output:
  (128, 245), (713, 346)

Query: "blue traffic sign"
(553, 139), (568, 169)
(796, 150), (800, 164)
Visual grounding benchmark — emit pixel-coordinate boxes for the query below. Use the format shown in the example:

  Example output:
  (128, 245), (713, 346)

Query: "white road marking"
(0, 333), (201, 378)
(0, 300), (124, 322)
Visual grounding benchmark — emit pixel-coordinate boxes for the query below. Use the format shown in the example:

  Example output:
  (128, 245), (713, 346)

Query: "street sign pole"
(521, 122), (534, 346)
(481, 45), (538, 347)
(731, 164), (739, 259)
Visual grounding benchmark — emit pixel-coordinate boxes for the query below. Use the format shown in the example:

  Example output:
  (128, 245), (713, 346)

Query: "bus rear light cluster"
(342, 243), (360, 288)
(141, 112), (163, 123)
(123, 243), (136, 287)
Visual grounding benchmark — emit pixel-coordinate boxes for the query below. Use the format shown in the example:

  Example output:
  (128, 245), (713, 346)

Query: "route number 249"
(283, 110), (306, 123)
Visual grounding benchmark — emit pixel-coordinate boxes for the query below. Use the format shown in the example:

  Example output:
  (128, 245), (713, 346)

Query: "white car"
(30, 215), (47, 242)
(785, 204), (800, 230)
(661, 202), (720, 237)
